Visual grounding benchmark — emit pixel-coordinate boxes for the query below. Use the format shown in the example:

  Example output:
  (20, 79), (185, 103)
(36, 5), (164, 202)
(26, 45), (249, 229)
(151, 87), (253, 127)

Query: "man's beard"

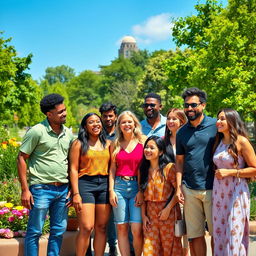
(185, 110), (203, 121)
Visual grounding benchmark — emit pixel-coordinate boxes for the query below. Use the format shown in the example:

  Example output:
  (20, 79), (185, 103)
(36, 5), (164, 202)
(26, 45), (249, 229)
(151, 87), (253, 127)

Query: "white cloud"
(132, 13), (173, 44)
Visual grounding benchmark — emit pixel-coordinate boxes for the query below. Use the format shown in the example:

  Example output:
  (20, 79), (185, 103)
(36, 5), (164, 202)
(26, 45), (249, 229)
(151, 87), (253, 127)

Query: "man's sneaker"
(108, 245), (118, 256)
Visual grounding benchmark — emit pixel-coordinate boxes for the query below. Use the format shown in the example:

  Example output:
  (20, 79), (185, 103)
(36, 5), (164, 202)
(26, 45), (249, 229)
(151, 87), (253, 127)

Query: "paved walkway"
(101, 235), (256, 256)
(61, 232), (256, 255)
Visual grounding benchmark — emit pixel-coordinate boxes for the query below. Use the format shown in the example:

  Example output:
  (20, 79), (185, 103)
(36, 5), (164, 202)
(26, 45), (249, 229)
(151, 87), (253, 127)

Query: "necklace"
(149, 167), (159, 172)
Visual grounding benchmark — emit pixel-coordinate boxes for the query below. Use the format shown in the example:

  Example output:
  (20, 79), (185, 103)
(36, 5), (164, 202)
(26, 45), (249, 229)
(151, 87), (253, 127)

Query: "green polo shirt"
(20, 119), (74, 185)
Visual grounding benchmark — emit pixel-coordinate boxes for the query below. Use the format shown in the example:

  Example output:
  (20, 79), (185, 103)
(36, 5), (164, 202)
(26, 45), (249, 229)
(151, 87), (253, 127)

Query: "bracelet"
(236, 169), (240, 178)
(73, 192), (79, 196)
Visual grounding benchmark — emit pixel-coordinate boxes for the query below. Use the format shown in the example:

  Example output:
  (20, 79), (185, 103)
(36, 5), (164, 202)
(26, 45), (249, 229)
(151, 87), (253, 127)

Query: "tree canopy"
(44, 65), (75, 85)
(168, 0), (256, 123)
(0, 33), (42, 126)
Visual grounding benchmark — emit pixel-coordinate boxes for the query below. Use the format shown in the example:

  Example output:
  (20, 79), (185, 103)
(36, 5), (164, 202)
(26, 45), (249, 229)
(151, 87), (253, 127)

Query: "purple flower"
(12, 210), (22, 217)
(14, 231), (19, 237)
(2, 207), (10, 213)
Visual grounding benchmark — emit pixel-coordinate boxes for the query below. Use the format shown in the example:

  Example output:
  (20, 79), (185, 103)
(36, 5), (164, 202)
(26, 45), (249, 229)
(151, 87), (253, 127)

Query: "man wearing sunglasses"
(140, 93), (166, 137)
(175, 87), (217, 256)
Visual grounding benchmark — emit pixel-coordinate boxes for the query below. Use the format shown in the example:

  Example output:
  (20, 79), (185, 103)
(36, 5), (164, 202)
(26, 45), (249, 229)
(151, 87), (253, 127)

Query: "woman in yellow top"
(140, 136), (182, 256)
(69, 113), (111, 256)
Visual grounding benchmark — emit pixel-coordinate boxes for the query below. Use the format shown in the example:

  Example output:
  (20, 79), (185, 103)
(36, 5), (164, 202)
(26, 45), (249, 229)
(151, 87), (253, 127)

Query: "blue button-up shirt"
(140, 114), (167, 137)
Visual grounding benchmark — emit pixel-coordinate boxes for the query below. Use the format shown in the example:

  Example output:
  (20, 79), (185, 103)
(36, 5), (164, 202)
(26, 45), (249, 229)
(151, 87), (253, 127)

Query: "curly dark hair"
(40, 94), (64, 114)
(181, 87), (207, 103)
(99, 102), (117, 115)
(78, 113), (106, 155)
(140, 136), (170, 192)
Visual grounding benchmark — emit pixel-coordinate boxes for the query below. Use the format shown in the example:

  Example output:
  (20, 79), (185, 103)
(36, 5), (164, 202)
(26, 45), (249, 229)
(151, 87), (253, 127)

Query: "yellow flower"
(1, 143), (7, 149)
(15, 206), (24, 210)
(8, 138), (19, 147)
(4, 203), (14, 208)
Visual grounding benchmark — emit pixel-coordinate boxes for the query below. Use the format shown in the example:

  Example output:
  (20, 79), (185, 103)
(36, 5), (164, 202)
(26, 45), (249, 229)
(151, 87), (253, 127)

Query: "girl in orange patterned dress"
(140, 136), (182, 256)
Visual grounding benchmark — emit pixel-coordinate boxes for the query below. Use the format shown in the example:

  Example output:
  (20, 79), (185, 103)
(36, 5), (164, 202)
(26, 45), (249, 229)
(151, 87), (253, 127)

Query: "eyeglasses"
(184, 103), (201, 108)
(141, 103), (156, 108)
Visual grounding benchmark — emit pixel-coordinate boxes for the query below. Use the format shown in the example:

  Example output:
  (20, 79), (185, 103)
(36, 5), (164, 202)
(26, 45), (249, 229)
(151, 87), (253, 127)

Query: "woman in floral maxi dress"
(212, 108), (256, 256)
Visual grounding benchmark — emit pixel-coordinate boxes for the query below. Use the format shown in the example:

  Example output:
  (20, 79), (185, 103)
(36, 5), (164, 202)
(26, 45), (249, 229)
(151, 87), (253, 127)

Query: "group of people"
(17, 87), (256, 256)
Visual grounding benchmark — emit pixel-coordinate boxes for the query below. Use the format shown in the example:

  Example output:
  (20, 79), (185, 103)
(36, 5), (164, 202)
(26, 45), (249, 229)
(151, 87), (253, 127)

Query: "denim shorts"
(112, 176), (142, 224)
(78, 175), (109, 204)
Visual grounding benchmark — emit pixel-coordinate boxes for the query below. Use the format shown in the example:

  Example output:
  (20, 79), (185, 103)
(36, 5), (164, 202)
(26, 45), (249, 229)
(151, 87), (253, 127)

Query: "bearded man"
(175, 87), (217, 256)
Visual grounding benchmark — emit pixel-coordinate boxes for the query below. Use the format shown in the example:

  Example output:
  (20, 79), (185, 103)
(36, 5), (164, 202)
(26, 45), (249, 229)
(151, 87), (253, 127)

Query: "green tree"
(130, 50), (151, 69)
(67, 70), (103, 107)
(100, 56), (145, 113)
(0, 32), (42, 127)
(110, 80), (138, 113)
(166, 0), (256, 138)
(172, 0), (223, 49)
(44, 65), (75, 85)
(100, 57), (143, 85)
(47, 82), (76, 127)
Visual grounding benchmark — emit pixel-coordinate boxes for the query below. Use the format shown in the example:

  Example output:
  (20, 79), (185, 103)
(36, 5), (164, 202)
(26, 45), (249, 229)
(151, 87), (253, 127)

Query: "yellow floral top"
(144, 163), (176, 202)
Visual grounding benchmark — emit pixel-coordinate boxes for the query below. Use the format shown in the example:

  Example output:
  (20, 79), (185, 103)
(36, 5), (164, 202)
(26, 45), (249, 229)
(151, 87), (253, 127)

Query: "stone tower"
(118, 36), (138, 58)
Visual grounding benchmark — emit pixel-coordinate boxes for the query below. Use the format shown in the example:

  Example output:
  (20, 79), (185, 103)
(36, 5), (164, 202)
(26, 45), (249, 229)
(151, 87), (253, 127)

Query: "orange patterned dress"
(143, 163), (182, 256)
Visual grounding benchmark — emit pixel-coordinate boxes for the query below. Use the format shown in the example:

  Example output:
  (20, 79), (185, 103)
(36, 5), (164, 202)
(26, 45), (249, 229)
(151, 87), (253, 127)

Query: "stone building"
(118, 36), (139, 58)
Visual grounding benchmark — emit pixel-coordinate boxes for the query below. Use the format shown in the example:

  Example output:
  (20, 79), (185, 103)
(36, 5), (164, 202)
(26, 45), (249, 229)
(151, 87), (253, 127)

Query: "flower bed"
(0, 202), (49, 239)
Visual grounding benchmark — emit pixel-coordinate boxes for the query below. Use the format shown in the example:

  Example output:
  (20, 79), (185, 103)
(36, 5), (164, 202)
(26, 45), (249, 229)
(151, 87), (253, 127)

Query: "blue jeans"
(25, 184), (68, 256)
(113, 177), (142, 224)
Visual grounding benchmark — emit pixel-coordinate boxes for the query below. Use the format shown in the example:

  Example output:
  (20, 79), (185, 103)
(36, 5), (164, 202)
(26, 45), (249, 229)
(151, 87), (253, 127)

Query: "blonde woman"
(109, 111), (146, 256)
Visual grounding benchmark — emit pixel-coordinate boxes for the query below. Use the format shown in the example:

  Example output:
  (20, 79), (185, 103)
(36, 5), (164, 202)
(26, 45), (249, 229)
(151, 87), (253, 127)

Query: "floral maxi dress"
(212, 141), (250, 256)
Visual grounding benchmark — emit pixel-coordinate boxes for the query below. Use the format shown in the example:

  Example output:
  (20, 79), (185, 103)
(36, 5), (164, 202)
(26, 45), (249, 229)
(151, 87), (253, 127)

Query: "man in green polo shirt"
(17, 93), (73, 256)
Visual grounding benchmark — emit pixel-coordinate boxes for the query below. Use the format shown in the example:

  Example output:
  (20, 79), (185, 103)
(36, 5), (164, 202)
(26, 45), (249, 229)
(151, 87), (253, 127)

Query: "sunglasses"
(141, 103), (156, 108)
(184, 103), (201, 108)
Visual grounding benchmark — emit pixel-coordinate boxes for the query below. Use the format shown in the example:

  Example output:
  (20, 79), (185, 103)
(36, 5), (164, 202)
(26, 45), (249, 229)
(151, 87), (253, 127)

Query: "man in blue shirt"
(176, 87), (217, 256)
(140, 93), (166, 137)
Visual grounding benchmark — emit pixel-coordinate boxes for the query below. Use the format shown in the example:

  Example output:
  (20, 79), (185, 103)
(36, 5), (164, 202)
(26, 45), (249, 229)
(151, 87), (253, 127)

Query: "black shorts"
(78, 175), (109, 204)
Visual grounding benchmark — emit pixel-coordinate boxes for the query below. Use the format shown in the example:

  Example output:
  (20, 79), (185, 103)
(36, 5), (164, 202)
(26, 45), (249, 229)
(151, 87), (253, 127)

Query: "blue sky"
(1, 0), (227, 80)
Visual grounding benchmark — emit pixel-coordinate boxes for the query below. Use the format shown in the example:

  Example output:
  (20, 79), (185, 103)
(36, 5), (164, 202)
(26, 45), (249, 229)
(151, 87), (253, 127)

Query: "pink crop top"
(115, 143), (143, 177)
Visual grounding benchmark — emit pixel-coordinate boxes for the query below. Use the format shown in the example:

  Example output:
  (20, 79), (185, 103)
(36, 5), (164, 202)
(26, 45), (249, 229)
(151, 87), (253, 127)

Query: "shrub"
(0, 138), (20, 179)
(0, 176), (21, 205)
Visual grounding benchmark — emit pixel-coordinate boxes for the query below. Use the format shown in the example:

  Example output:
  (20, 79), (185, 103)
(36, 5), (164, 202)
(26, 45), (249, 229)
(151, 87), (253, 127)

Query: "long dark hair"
(164, 108), (187, 162)
(213, 108), (248, 168)
(140, 136), (170, 192)
(78, 113), (106, 155)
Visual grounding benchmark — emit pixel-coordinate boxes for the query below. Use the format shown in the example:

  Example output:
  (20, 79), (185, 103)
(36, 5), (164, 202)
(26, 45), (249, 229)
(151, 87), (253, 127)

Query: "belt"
(120, 176), (137, 181)
(47, 182), (66, 186)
